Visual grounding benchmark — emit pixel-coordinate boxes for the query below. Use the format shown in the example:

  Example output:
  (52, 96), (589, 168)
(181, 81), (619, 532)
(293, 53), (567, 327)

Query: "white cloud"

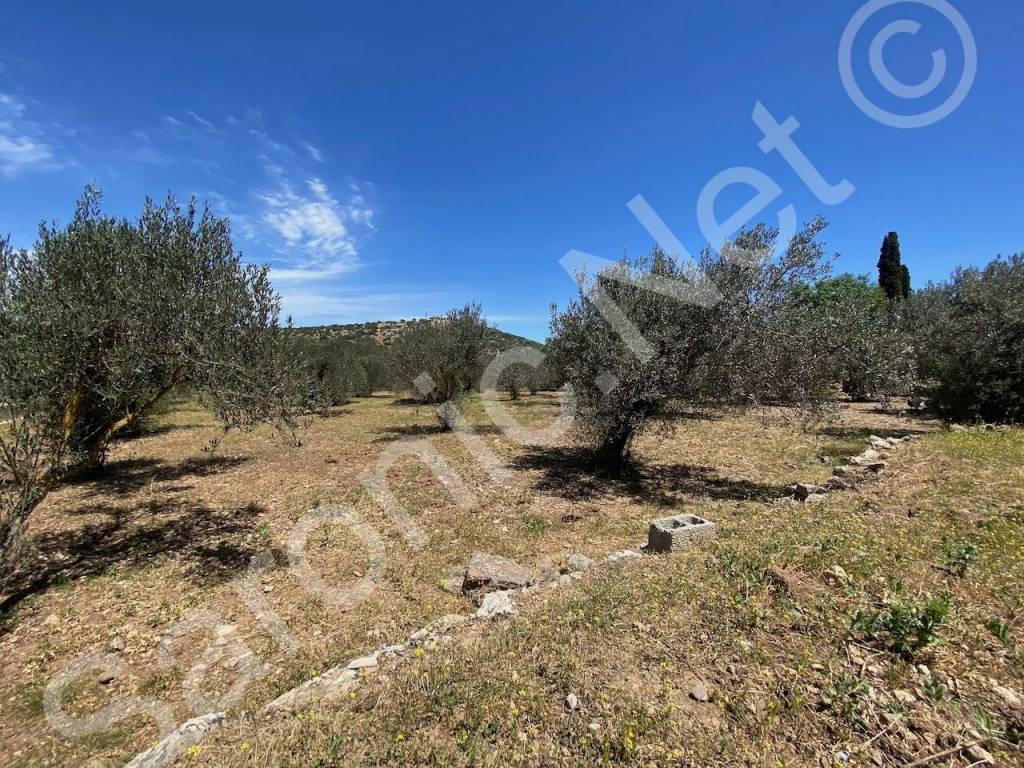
(303, 142), (324, 162)
(187, 110), (216, 131)
(257, 176), (373, 265)
(0, 93), (58, 176)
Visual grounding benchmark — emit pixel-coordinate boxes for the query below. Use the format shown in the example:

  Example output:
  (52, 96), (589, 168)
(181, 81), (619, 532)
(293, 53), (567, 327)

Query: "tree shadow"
(510, 445), (789, 504)
(818, 425), (928, 441)
(65, 455), (249, 498)
(371, 423), (506, 443)
(1, 500), (265, 614)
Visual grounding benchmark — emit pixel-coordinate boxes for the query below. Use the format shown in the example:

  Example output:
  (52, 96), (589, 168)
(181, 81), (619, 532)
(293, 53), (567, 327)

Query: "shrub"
(913, 254), (1024, 423)
(0, 187), (316, 580)
(549, 218), (840, 469)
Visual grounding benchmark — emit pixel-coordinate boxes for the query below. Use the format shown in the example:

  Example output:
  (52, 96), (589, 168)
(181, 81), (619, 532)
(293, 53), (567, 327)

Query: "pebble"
(689, 680), (711, 702)
(565, 693), (579, 711)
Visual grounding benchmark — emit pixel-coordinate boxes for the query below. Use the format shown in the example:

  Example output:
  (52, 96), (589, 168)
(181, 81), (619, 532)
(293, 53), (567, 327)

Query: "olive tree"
(549, 218), (840, 470)
(913, 254), (1024, 423)
(389, 303), (490, 427)
(796, 274), (916, 402)
(0, 187), (317, 579)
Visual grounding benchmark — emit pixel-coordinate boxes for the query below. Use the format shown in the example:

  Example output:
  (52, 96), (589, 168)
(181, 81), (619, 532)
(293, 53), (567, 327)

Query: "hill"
(291, 317), (544, 351)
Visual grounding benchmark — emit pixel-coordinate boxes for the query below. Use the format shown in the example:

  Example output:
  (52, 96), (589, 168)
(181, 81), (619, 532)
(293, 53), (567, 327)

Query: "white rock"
(565, 693), (579, 711)
(124, 712), (227, 768)
(605, 549), (641, 563)
(346, 653), (379, 671)
(475, 590), (516, 620)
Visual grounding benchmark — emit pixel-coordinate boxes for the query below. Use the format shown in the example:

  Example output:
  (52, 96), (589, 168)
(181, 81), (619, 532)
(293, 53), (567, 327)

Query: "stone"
(565, 693), (579, 711)
(804, 493), (827, 504)
(557, 574), (573, 587)
(109, 636), (125, 652)
(825, 476), (852, 491)
(605, 549), (641, 562)
(475, 590), (516, 620)
(264, 667), (359, 716)
(462, 553), (540, 596)
(646, 514), (716, 553)
(893, 689), (916, 705)
(850, 448), (881, 466)
(567, 553), (596, 572)
(124, 712), (227, 768)
(689, 680), (711, 702)
(864, 461), (887, 472)
(793, 483), (826, 501)
(965, 744), (995, 765)
(992, 681), (1023, 709)
(346, 653), (379, 671)
(823, 565), (850, 587)
(43, 613), (60, 627)
(97, 670), (117, 685)
(441, 565), (466, 594)
(869, 435), (893, 450)
(832, 465), (853, 477)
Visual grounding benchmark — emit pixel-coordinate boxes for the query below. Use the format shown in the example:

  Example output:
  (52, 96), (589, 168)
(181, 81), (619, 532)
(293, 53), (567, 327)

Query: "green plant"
(826, 674), (868, 725)
(850, 594), (950, 659)
(986, 617), (1012, 645)
(942, 538), (979, 577)
(522, 516), (550, 535)
(922, 672), (946, 702)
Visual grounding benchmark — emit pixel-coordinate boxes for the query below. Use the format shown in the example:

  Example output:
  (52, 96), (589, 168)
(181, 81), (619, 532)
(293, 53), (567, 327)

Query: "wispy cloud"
(0, 93), (58, 176)
(259, 177), (357, 257)
(303, 142), (324, 163)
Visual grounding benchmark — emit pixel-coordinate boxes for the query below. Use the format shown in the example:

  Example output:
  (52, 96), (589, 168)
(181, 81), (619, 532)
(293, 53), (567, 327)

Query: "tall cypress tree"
(878, 231), (903, 301)
(899, 263), (911, 299)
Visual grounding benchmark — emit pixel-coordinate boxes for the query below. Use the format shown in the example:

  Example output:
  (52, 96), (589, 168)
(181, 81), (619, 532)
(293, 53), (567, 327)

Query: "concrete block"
(646, 514), (716, 553)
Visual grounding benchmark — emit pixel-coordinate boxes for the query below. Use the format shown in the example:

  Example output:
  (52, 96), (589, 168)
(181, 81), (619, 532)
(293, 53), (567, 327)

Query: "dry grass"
(2, 393), (1020, 767)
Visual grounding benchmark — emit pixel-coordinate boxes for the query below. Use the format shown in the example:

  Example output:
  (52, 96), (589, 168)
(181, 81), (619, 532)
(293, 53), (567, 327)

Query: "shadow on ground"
(66, 455), (249, 498)
(1, 456), (262, 613)
(372, 423), (506, 442)
(510, 446), (789, 504)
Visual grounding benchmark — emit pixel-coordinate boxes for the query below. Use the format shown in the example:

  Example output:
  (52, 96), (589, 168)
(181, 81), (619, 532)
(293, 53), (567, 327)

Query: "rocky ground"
(1, 394), (1020, 766)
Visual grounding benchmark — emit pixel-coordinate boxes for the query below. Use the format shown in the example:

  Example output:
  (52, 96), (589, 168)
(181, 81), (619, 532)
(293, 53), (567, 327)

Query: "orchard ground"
(1, 392), (1022, 766)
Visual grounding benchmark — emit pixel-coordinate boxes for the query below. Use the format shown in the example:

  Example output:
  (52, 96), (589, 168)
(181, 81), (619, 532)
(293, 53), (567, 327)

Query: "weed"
(985, 617), (1012, 645)
(523, 516), (550, 535)
(922, 672), (946, 702)
(825, 674), (868, 725)
(850, 594), (950, 659)
(941, 537), (979, 577)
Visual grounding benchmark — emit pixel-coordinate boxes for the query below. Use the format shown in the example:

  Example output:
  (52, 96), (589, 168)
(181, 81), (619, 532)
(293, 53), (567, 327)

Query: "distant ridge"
(291, 317), (544, 351)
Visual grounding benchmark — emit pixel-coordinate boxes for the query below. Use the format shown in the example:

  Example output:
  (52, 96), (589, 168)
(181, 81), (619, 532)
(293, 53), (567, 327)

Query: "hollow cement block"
(647, 514), (716, 553)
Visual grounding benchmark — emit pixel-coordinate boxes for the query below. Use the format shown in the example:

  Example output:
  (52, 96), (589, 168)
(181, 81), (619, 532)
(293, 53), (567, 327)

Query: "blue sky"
(2, 1), (1021, 341)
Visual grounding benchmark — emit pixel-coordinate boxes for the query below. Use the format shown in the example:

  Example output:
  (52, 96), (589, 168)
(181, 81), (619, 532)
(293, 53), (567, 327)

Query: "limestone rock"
(689, 680), (712, 702)
(346, 653), (379, 671)
(567, 553), (596, 572)
(605, 549), (641, 562)
(462, 553), (540, 596)
(124, 712), (227, 768)
(475, 590), (516, 620)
